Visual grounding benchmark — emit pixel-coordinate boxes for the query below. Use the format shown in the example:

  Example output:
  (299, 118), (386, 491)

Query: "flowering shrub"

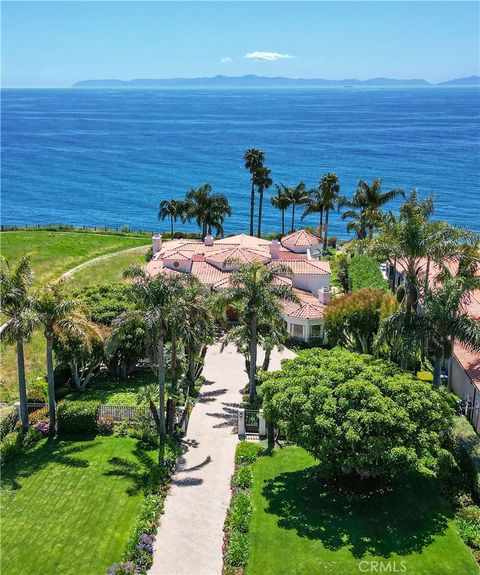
(97, 415), (115, 435)
(106, 562), (139, 575)
(35, 421), (50, 437)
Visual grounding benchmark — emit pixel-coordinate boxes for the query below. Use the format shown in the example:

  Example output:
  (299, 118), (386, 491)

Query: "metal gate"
(245, 410), (259, 434)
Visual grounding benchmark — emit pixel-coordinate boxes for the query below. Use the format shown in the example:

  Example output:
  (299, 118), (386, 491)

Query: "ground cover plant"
(0, 435), (165, 575)
(246, 446), (479, 575)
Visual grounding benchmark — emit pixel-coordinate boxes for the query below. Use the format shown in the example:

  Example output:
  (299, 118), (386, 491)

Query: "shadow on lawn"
(262, 465), (452, 559)
(1, 436), (94, 491)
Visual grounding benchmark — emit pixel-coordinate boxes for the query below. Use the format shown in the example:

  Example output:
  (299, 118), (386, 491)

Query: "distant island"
(73, 74), (480, 88)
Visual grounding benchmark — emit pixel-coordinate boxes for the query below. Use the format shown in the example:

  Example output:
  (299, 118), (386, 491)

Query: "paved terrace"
(150, 342), (295, 575)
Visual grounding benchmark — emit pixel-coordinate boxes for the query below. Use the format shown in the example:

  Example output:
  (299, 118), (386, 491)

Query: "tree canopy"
(261, 348), (453, 478)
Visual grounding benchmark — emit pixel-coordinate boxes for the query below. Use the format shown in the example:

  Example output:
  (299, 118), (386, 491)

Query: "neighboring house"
(387, 258), (480, 432)
(146, 229), (331, 342)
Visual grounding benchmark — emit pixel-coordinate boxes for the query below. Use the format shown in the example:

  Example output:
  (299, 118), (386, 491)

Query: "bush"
(129, 410), (158, 446)
(97, 415), (115, 435)
(226, 531), (249, 567)
(57, 400), (100, 434)
(235, 441), (263, 464)
(234, 465), (253, 489)
(34, 421), (50, 437)
(0, 408), (18, 439)
(455, 506), (480, 549)
(227, 492), (252, 532)
(261, 348), (454, 479)
(0, 432), (22, 466)
(73, 284), (134, 326)
(454, 416), (480, 502)
(349, 254), (389, 292)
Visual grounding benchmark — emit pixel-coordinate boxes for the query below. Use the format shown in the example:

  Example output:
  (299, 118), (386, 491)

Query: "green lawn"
(65, 370), (159, 405)
(1, 230), (149, 285)
(247, 447), (479, 575)
(1, 435), (156, 575)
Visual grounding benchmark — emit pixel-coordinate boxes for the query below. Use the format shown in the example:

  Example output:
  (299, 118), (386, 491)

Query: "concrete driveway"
(149, 342), (295, 575)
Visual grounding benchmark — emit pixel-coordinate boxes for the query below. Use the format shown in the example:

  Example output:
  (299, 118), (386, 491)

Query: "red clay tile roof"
(269, 259), (331, 275)
(454, 343), (480, 391)
(282, 229), (321, 247)
(207, 247), (270, 265)
(282, 288), (327, 320)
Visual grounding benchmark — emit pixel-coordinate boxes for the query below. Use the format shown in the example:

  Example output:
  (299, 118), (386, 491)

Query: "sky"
(2, 1), (479, 87)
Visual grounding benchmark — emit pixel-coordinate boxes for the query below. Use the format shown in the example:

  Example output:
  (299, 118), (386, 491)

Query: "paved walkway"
(150, 342), (295, 575)
(61, 244), (149, 278)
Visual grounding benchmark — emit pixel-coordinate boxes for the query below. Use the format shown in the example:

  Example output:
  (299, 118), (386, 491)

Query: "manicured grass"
(1, 435), (157, 575)
(71, 247), (147, 288)
(247, 447), (479, 575)
(65, 370), (159, 405)
(1, 231), (149, 285)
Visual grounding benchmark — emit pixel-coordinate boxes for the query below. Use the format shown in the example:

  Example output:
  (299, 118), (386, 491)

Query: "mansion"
(147, 229), (332, 341)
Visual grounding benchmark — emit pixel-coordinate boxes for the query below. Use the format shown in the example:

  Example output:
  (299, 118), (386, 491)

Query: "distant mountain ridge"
(73, 74), (480, 88)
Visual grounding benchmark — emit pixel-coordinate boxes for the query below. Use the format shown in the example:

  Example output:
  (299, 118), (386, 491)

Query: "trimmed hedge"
(57, 400), (101, 434)
(0, 408), (18, 439)
(454, 416), (480, 502)
(349, 254), (389, 292)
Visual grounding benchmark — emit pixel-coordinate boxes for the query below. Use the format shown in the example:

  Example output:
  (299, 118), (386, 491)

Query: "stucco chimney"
(152, 234), (162, 255)
(270, 239), (280, 260)
(318, 287), (332, 305)
(204, 234), (214, 247)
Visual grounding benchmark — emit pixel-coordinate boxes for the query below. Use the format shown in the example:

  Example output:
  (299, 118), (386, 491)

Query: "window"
(291, 324), (304, 338)
(310, 324), (322, 338)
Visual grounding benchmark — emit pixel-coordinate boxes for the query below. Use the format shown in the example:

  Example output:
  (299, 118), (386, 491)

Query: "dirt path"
(61, 244), (149, 278)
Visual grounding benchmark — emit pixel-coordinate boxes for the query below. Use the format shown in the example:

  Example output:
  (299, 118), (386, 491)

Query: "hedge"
(454, 416), (480, 502)
(57, 400), (101, 434)
(349, 254), (389, 292)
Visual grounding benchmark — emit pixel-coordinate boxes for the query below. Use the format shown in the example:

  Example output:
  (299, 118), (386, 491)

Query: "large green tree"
(284, 182), (309, 232)
(34, 280), (88, 434)
(261, 348), (453, 478)
(0, 256), (35, 431)
(184, 183), (232, 237)
(254, 165), (273, 238)
(158, 199), (187, 237)
(318, 173), (340, 249)
(244, 148), (265, 236)
(342, 179), (404, 239)
(271, 184), (291, 236)
(222, 262), (297, 401)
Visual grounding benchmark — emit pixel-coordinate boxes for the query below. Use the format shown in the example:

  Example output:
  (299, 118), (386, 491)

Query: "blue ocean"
(1, 87), (479, 236)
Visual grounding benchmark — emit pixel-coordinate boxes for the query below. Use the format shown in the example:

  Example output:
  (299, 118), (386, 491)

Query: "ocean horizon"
(2, 86), (479, 237)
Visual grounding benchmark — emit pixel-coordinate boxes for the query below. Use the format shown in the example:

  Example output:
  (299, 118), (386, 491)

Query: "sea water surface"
(1, 87), (479, 236)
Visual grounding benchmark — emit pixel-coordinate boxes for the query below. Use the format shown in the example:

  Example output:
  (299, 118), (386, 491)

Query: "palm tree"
(124, 266), (183, 465)
(342, 179), (405, 239)
(284, 183), (309, 232)
(158, 199), (186, 237)
(423, 269), (480, 389)
(244, 148), (265, 236)
(0, 256), (35, 431)
(34, 280), (87, 435)
(301, 186), (326, 237)
(254, 165), (273, 238)
(222, 262), (297, 401)
(319, 173), (340, 249)
(185, 184), (231, 237)
(271, 184), (290, 235)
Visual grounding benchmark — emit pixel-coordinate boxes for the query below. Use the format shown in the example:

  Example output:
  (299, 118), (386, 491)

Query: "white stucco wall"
(291, 274), (330, 294)
(451, 355), (480, 435)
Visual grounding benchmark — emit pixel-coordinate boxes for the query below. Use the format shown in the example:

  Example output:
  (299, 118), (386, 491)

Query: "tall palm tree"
(423, 269), (480, 389)
(301, 186), (326, 237)
(158, 199), (186, 237)
(254, 165), (273, 238)
(284, 182), (309, 232)
(0, 256), (35, 431)
(244, 148), (265, 236)
(222, 262), (297, 401)
(34, 280), (87, 435)
(185, 184), (231, 237)
(124, 266), (183, 465)
(342, 179), (405, 239)
(271, 184), (290, 235)
(319, 173), (340, 249)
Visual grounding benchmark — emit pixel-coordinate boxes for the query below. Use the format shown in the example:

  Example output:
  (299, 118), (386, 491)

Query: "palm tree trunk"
(262, 347), (271, 371)
(291, 204), (295, 232)
(158, 337), (166, 466)
(249, 314), (258, 402)
(166, 332), (178, 434)
(323, 209), (330, 249)
(46, 333), (56, 435)
(281, 209), (285, 235)
(433, 351), (443, 390)
(17, 339), (29, 432)
(267, 419), (275, 450)
(250, 181), (255, 236)
(170, 215), (174, 238)
(320, 209), (324, 229)
(257, 186), (264, 238)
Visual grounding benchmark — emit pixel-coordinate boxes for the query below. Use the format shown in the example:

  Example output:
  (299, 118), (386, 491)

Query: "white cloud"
(220, 57), (232, 63)
(244, 51), (294, 61)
